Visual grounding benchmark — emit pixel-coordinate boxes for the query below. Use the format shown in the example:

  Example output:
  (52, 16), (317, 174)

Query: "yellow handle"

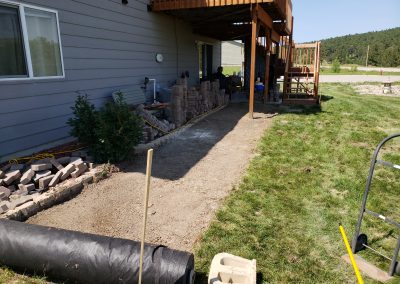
(339, 225), (364, 284)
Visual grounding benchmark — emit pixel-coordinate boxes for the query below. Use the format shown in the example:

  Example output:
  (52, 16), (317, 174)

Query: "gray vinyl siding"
(222, 41), (244, 66)
(0, 0), (221, 161)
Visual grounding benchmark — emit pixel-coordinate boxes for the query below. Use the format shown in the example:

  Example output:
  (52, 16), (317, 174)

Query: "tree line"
(319, 27), (400, 67)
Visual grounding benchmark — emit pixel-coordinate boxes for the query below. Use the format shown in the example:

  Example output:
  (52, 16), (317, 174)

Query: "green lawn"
(1, 84), (400, 283)
(195, 83), (400, 283)
(222, 65), (242, 76)
(0, 267), (45, 284)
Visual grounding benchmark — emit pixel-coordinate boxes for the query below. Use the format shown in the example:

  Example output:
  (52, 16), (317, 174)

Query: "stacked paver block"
(0, 152), (91, 216)
(171, 84), (188, 127)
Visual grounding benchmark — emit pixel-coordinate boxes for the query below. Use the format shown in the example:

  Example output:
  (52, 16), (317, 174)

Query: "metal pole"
(365, 45), (370, 67)
(139, 149), (154, 284)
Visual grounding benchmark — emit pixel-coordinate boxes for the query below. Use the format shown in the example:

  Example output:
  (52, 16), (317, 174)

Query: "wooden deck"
(150, 0), (292, 35)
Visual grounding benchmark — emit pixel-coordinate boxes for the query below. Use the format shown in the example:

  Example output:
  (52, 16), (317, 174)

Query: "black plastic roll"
(0, 220), (194, 284)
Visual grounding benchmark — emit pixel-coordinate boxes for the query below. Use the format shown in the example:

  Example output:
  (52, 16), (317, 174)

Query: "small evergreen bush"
(68, 92), (142, 163)
(331, 59), (341, 73)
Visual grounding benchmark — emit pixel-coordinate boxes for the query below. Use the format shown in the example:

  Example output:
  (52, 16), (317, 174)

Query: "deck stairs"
(283, 42), (321, 105)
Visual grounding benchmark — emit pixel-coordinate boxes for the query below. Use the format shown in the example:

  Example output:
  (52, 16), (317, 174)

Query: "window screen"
(25, 7), (62, 77)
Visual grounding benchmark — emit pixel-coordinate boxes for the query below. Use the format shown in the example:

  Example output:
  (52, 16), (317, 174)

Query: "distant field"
(222, 65), (241, 76)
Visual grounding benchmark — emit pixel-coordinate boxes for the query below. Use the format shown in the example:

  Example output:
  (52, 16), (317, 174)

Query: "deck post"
(249, 6), (258, 119)
(263, 29), (271, 103)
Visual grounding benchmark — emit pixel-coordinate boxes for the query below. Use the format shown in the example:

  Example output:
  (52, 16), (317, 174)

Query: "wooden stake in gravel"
(139, 149), (153, 284)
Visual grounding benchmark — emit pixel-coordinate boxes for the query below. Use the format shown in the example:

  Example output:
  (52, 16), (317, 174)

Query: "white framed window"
(0, 0), (64, 81)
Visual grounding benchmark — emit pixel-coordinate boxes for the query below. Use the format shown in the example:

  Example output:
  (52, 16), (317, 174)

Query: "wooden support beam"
(263, 30), (271, 103)
(256, 4), (273, 30)
(271, 29), (280, 43)
(249, 7), (258, 119)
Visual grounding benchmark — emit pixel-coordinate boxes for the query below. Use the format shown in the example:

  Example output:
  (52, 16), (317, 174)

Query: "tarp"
(0, 220), (194, 284)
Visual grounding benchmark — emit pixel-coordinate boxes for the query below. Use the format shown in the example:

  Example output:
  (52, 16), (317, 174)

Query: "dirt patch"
(27, 103), (275, 252)
(353, 84), (400, 97)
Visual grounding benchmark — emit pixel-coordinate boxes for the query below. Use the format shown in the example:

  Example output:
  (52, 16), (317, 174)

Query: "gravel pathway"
(28, 103), (274, 252)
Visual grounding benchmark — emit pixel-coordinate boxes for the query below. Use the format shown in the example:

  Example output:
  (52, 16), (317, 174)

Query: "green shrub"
(331, 59), (341, 73)
(68, 95), (98, 147)
(68, 92), (142, 163)
(350, 65), (358, 72)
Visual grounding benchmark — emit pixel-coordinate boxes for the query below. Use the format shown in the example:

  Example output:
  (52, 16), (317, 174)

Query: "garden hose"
(6, 147), (86, 166)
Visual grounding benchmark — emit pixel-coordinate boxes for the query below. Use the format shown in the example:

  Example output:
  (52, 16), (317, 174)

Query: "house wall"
(221, 41), (244, 67)
(0, 0), (221, 162)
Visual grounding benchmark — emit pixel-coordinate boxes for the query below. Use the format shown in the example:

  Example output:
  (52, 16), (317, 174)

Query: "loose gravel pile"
(353, 84), (400, 97)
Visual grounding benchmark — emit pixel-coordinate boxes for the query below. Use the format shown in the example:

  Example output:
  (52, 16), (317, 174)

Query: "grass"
(222, 65), (242, 76)
(195, 83), (400, 283)
(1, 84), (400, 283)
(0, 267), (46, 284)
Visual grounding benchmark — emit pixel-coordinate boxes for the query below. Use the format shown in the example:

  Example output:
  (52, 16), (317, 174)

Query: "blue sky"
(293, 0), (400, 42)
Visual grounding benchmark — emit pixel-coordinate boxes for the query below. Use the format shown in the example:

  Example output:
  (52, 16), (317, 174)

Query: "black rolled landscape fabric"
(0, 220), (194, 284)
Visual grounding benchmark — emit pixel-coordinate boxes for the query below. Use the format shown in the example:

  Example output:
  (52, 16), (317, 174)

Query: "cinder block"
(20, 169), (35, 185)
(56, 156), (70, 165)
(50, 158), (64, 171)
(208, 253), (256, 284)
(18, 183), (35, 192)
(31, 163), (52, 171)
(60, 164), (76, 181)
(0, 186), (11, 201)
(49, 170), (63, 187)
(71, 163), (88, 178)
(39, 175), (55, 190)
(33, 170), (52, 183)
(3, 170), (21, 185)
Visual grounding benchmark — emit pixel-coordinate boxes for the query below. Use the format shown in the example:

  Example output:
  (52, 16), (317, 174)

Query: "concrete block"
(39, 174), (55, 190)
(49, 170), (63, 187)
(31, 163), (52, 172)
(18, 183), (35, 192)
(18, 200), (40, 220)
(71, 163), (88, 178)
(11, 189), (28, 197)
(56, 156), (70, 165)
(50, 158), (64, 171)
(70, 157), (83, 165)
(0, 170), (5, 179)
(33, 170), (52, 183)
(0, 186), (11, 201)
(208, 253), (256, 284)
(342, 254), (393, 282)
(20, 169), (35, 184)
(10, 164), (25, 171)
(11, 195), (33, 208)
(3, 170), (21, 185)
(60, 164), (76, 181)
